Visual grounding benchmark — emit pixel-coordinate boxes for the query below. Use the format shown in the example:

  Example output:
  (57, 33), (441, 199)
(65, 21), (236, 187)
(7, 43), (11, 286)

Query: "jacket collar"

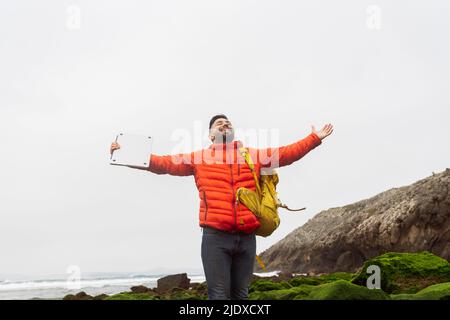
(208, 140), (243, 150)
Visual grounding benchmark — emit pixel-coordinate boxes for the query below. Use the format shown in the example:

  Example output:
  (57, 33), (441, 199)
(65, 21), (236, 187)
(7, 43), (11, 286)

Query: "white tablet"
(109, 133), (153, 168)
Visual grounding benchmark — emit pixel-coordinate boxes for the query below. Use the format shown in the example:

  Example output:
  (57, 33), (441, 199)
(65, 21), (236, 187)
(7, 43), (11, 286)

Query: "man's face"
(209, 118), (235, 143)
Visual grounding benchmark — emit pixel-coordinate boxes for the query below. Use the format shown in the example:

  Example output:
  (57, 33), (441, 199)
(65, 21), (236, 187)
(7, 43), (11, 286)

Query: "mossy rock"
(105, 292), (159, 300)
(190, 282), (208, 295)
(389, 293), (416, 300)
(249, 280), (292, 293)
(391, 282), (450, 300)
(164, 290), (206, 300)
(307, 280), (390, 300)
(352, 251), (450, 294)
(415, 282), (450, 300)
(288, 276), (323, 286)
(187, 283), (208, 298)
(249, 285), (314, 300)
(289, 272), (355, 287)
(318, 272), (355, 282)
(291, 285), (317, 300)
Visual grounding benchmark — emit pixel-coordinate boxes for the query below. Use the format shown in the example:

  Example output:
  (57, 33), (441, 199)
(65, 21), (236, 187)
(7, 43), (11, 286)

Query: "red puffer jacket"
(147, 132), (322, 234)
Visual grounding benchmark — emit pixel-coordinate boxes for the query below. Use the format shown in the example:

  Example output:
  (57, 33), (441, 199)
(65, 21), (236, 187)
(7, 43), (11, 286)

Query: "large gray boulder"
(256, 168), (450, 274)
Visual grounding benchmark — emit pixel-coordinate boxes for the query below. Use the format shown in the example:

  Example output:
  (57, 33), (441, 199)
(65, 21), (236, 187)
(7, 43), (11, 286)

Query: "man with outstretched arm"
(110, 115), (333, 300)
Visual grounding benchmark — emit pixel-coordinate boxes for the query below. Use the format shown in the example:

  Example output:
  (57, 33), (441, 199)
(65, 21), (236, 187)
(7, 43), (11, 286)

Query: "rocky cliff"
(256, 168), (450, 273)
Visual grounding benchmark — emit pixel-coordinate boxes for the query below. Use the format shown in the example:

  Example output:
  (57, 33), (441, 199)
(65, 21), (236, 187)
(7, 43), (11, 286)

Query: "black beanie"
(209, 114), (228, 129)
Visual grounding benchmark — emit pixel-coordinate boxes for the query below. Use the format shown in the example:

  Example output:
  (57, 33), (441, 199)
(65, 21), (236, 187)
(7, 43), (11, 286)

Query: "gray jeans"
(201, 227), (256, 300)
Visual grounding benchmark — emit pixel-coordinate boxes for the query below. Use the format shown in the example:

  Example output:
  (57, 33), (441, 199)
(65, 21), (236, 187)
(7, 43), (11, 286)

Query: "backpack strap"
(278, 204), (306, 212)
(255, 255), (267, 272)
(238, 147), (261, 196)
(239, 148), (306, 213)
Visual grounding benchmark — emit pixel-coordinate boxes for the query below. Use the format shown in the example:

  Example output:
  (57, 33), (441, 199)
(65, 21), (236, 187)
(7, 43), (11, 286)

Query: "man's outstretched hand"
(311, 123), (334, 140)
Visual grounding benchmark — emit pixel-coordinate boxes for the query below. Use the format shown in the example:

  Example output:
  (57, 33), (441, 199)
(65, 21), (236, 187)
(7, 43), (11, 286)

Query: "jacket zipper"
(229, 164), (237, 231)
(203, 190), (208, 221)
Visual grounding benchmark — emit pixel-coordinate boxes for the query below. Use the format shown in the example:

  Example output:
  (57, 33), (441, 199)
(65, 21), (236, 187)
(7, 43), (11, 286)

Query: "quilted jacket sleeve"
(251, 132), (322, 168)
(147, 152), (194, 176)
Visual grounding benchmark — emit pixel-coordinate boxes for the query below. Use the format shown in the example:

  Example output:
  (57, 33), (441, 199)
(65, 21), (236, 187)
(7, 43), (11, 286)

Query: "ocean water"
(0, 273), (206, 300)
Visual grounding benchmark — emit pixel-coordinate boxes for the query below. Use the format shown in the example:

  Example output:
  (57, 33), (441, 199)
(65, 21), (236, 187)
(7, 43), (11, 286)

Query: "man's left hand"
(311, 123), (334, 140)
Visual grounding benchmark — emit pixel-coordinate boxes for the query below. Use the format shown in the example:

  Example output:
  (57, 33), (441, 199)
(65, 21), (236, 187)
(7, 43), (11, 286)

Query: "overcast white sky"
(1, 0), (449, 277)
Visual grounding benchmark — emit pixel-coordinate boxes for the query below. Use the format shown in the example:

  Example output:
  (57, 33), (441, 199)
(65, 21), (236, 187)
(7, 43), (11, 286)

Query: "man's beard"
(213, 129), (235, 144)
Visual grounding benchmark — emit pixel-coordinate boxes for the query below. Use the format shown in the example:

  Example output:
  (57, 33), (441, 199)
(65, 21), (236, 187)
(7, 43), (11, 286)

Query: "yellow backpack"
(236, 147), (305, 238)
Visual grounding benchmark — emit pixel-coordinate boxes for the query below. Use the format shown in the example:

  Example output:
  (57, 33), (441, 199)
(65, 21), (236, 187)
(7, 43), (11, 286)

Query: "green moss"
(413, 282), (450, 300)
(307, 280), (390, 300)
(249, 280), (292, 293)
(289, 277), (323, 286)
(104, 290), (206, 300)
(105, 292), (159, 300)
(415, 282), (450, 300)
(391, 282), (450, 300)
(317, 272), (356, 282)
(250, 280), (389, 300)
(352, 251), (450, 294)
(162, 291), (206, 300)
(249, 285), (314, 300)
(292, 286), (317, 300)
(289, 272), (355, 287)
(390, 293), (416, 300)
(187, 282), (208, 298)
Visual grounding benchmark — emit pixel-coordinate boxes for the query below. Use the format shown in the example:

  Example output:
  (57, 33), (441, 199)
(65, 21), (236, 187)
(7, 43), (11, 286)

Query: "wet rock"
(130, 285), (152, 294)
(156, 273), (190, 293)
(63, 291), (94, 300)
